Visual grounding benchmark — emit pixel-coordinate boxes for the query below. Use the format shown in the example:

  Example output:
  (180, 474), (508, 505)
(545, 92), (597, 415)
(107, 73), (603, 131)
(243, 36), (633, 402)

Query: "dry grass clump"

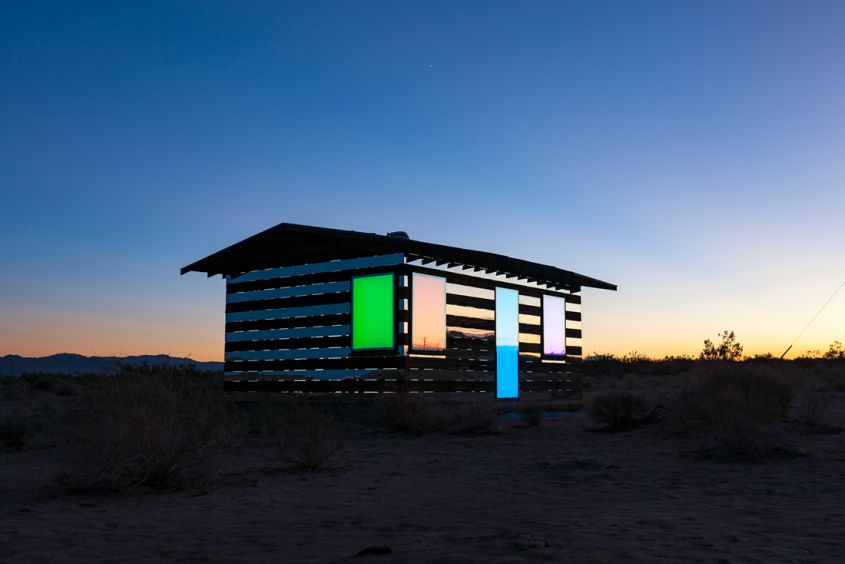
(438, 403), (497, 434)
(810, 360), (845, 391)
(240, 397), (339, 471)
(54, 379), (82, 397)
(670, 363), (796, 431)
(376, 394), (496, 434)
(667, 363), (802, 462)
(797, 391), (841, 433)
(696, 415), (802, 463)
(0, 414), (29, 451)
(275, 403), (338, 471)
(801, 391), (833, 427)
(58, 369), (231, 493)
(590, 392), (650, 430)
(377, 393), (435, 433)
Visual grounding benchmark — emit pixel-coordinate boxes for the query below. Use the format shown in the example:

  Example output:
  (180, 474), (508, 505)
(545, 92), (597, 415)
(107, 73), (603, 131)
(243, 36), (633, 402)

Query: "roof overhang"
(181, 222), (617, 292)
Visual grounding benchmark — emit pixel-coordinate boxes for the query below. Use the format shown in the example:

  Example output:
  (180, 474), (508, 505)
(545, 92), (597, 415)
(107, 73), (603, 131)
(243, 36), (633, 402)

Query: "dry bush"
(811, 361), (845, 391)
(275, 403), (338, 471)
(20, 373), (61, 392)
(800, 391), (834, 428)
(439, 403), (496, 434)
(652, 356), (695, 376)
(376, 395), (496, 434)
(0, 414), (29, 450)
(59, 369), (231, 493)
(667, 363), (803, 462)
(590, 392), (649, 429)
(377, 393), (434, 433)
(2, 379), (28, 402)
(55, 379), (82, 397)
(670, 363), (797, 432)
(697, 415), (803, 463)
(242, 394), (288, 436)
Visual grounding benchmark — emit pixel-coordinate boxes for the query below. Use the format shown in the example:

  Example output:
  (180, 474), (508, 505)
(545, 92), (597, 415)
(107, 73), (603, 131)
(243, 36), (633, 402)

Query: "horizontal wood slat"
(225, 335), (350, 352)
(227, 264), (405, 293)
(225, 356), (405, 372)
(226, 311), (409, 333)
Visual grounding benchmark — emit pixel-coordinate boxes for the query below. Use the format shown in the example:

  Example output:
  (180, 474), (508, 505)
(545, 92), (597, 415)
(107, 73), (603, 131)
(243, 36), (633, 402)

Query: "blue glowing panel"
(542, 295), (567, 356)
(495, 287), (519, 399)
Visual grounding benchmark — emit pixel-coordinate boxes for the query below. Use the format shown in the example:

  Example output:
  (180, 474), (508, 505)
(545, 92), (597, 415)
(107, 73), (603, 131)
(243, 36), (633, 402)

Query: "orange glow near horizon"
(0, 307), (225, 362)
(3, 278), (844, 362)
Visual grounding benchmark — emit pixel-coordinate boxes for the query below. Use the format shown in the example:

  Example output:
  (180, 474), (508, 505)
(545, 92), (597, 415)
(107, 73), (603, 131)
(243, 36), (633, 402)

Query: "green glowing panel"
(352, 273), (395, 350)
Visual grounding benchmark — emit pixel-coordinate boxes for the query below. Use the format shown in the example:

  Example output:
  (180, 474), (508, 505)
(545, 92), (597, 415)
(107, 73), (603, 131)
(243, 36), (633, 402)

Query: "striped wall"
(223, 253), (582, 394)
(224, 254), (405, 381)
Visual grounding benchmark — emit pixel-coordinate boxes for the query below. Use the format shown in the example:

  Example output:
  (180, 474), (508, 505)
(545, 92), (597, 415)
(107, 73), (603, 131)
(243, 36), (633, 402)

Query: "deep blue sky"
(2, 1), (844, 359)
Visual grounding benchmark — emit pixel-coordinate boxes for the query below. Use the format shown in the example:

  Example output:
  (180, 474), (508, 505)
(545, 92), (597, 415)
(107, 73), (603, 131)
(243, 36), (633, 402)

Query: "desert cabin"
(181, 223), (616, 399)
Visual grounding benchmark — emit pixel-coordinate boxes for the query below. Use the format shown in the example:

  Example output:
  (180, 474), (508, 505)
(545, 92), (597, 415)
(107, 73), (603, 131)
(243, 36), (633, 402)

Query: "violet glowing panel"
(411, 274), (446, 351)
(542, 295), (566, 356)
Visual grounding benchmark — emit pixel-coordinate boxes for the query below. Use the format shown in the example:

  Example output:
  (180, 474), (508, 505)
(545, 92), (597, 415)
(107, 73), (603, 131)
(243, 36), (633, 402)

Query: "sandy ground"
(1, 390), (844, 563)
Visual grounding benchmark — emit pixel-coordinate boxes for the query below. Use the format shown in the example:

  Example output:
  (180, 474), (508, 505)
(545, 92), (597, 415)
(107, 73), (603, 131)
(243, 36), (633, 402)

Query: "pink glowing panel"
(542, 295), (566, 356)
(411, 274), (446, 351)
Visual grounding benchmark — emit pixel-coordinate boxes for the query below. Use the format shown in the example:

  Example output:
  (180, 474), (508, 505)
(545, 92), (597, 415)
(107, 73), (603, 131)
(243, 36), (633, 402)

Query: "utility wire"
(780, 278), (845, 359)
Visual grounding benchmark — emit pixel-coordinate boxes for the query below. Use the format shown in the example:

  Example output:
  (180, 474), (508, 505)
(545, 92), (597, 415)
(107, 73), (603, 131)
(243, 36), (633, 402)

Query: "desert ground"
(1, 363), (844, 563)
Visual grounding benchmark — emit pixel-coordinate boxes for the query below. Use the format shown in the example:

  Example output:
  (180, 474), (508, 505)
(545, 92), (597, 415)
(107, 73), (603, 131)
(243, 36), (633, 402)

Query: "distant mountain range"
(0, 354), (223, 377)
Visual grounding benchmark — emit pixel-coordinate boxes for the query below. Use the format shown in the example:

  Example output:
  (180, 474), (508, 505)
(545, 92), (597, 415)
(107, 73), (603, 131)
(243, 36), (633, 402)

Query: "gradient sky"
(2, 0), (844, 360)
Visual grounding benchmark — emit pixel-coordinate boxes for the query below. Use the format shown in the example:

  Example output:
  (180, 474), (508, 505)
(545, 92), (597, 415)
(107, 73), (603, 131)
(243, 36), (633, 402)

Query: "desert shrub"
(377, 393), (434, 433)
(621, 351), (654, 374)
(375, 395), (495, 434)
(275, 403), (338, 471)
(666, 364), (802, 461)
(444, 403), (496, 434)
(651, 356), (695, 376)
(582, 354), (624, 376)
(0, 414), (29, 450)
(20, 373), (60, 392)
(669, 363), (796, 433)
(59, 369), (231, 493)
(590, 392), (649, 428)
(801, 391), (833, 428)
(2, 380), (26, 402)
(242, 394), (288, 436)
(55, 379), (82, 397)
(823, 341), (845, 360)
(698, 415), (802, 463)
(811, 360), (845, 391)
(700, 330), (743, 361)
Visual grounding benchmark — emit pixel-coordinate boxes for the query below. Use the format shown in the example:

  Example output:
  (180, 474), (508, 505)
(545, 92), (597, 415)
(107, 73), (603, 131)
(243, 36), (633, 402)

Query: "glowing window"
(495, 287), (519, 399)
(411, 274), (446, 351)
(351, 273), (394, 350)
(542, 295), (566, 356)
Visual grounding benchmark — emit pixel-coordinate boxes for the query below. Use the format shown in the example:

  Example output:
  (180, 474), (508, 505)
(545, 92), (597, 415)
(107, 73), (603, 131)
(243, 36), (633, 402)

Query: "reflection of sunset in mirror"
(543, 295), (566, 356)
(411, 274), (446, 351)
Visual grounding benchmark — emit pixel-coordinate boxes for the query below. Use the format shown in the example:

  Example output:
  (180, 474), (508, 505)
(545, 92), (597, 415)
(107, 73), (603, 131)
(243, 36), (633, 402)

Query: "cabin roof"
(181, 222), (617, 292)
